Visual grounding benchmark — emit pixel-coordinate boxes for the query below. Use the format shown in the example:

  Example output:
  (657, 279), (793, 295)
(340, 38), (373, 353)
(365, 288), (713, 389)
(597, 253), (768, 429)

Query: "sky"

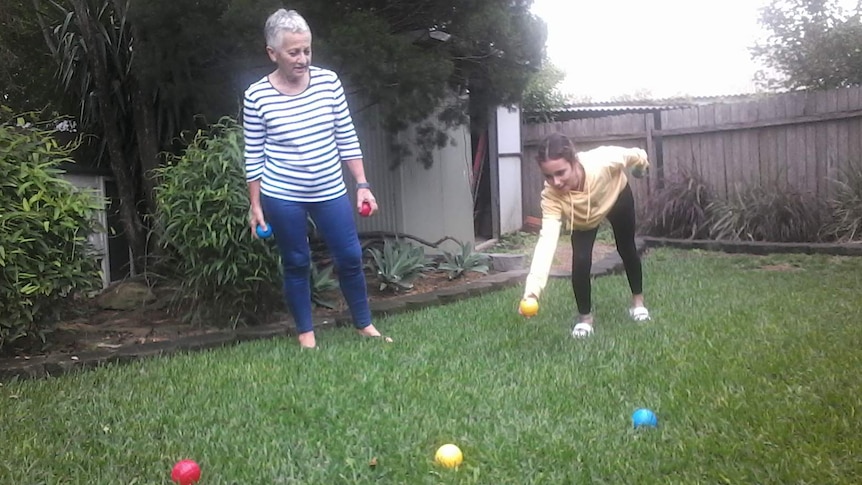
(528, 0), (854, 101)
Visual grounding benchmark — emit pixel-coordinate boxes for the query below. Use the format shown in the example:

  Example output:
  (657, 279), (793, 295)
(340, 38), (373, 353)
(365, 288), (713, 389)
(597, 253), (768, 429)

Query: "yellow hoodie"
(523, 146), (649, 299)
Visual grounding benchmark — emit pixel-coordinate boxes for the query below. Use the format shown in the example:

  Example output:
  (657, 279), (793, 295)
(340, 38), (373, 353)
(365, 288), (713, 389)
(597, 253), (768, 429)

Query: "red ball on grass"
(171, 459), (201, 485)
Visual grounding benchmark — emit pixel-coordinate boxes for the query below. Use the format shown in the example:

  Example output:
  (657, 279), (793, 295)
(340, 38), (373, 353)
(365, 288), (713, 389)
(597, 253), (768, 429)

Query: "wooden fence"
(521, 86), (862, 220)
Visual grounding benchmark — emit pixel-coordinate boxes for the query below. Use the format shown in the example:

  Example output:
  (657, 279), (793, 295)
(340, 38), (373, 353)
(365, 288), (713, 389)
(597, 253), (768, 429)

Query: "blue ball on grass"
(632, 408), (658, 428)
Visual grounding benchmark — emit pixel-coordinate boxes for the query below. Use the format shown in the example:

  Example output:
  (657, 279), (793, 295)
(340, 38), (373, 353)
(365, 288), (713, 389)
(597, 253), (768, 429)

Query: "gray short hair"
(265, 9), (311, 48)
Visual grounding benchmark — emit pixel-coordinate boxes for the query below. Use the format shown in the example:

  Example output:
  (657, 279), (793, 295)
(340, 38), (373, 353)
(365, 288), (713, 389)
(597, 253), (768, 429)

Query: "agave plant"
(438, 241), (490, 280)
(365, 239), (431, 292)
(310, 262), (339, 309)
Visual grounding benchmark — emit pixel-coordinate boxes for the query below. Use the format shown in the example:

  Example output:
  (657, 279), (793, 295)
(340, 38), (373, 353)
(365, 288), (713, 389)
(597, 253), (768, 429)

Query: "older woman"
(243, 8), (389, 348)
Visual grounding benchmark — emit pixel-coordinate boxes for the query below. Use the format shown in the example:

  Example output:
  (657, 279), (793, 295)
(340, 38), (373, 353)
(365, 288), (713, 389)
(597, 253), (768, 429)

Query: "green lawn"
(2, 248), (861, 484)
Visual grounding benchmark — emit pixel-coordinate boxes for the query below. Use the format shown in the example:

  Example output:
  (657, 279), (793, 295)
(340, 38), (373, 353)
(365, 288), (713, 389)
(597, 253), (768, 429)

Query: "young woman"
(520, 132), (651, 337)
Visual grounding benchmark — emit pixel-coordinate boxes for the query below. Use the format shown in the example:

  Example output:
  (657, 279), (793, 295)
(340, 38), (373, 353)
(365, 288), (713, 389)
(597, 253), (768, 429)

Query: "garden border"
(13, 236), (859, 382)
(0, 241), (640, 382)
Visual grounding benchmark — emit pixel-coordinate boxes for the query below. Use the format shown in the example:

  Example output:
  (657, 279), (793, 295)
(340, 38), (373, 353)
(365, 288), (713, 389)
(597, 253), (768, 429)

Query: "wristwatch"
(356, 182), (372, 190)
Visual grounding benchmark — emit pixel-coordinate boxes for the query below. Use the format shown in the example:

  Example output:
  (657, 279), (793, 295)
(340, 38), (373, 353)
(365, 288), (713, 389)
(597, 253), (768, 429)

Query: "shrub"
(707, 182), (826, 243)
(821, 161), (862, 242)
(0, 112), (102, 351)
(153, 117), (283, 327)
(365, 238), (431, 292)
(641, 171), (713, 239)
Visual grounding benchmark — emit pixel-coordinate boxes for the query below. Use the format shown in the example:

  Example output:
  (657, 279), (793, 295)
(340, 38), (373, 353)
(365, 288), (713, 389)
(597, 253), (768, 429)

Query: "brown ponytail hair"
(535, 132), (577, 165)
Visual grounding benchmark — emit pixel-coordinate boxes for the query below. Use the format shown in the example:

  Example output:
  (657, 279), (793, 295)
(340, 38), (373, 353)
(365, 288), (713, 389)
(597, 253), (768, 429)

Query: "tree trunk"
(131, 84), (160, 216)
(69, 0), (147, 273)
(131, 82), (163, 263)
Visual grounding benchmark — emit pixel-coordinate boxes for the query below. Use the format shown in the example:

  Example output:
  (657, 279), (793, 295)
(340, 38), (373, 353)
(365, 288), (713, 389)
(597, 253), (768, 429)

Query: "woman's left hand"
(357, 188), (378, 215)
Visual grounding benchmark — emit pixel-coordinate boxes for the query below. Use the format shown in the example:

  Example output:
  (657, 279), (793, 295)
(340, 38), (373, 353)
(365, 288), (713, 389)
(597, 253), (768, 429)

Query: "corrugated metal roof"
(553, 104), (682, 113)
(555, 92), (765, 112)
(524, 92), (767, 119)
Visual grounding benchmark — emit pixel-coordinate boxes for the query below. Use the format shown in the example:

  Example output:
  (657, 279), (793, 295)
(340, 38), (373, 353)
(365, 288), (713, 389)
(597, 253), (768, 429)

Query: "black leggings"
(570, 184), (642, 315)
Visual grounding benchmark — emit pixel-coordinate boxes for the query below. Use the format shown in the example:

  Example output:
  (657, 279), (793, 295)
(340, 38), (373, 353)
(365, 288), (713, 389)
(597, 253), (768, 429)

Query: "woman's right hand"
(249, 206), (267, 238)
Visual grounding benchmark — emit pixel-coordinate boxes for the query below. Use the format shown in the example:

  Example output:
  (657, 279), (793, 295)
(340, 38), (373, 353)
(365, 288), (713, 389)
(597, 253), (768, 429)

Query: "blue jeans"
(261, 194), (371, 334)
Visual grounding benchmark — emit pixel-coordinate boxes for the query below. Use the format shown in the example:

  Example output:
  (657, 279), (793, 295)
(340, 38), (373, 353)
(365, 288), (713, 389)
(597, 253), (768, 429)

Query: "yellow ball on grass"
(519, 297), (539, 317)
(434, 443), (463, 468)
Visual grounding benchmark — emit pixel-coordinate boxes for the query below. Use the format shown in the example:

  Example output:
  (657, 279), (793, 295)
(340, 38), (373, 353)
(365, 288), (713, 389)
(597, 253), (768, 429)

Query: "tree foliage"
(521, 60), (570, 119)
(35, 0), (154, 272)
(752, 0), (862, 90)
(35, 0), (546, 167)
(23, 0), (545, 270)
(0, 0), (59, 111)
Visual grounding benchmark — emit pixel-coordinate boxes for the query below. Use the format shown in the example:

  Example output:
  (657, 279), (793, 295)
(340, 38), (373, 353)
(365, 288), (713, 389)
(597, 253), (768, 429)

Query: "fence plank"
(716, 104), (733, 196)
(683, 108), (699, 176)
(696, 105), (720, 197)
(815, 91), (830, 197)
(805, 95), (818, 194)
(759, 97), (778, 187)
(745, 101), (761, 187)
(787, 92), (807, 190)
(729, 102), (744, 191)
(836, 88), (850, 196)
(849, 88), (862, 179)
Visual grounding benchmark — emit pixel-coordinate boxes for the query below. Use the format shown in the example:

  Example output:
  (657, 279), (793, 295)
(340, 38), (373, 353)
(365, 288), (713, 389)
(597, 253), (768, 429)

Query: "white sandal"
(571, 322), (594, 338)
(629, 306), (651, 322)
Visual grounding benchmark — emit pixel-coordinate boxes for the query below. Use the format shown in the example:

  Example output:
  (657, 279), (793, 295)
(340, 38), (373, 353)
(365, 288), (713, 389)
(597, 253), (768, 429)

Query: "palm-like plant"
(33, 0), (239, 271)
(35, 0), (149, 269)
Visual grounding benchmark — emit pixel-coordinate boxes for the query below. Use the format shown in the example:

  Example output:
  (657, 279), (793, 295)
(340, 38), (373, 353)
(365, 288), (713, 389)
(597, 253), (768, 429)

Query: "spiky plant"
(708, 183), (826, 242)
(641, 170), (714, 239)
(821, 161), (862, 242)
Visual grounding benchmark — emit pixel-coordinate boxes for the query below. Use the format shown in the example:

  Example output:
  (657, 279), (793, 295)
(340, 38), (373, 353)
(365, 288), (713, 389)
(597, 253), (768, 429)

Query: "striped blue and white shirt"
(243, 67), (363, 202)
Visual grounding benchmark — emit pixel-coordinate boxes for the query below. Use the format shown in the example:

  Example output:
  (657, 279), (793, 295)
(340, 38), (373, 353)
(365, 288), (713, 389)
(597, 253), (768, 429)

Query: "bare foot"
(297, 331), (316, 349)
(356, 324), (393, 343)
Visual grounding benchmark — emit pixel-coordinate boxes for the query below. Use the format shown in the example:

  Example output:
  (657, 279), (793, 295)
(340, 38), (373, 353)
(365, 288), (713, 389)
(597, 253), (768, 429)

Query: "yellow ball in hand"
(434, 443), (463, 468)
(519, 297), (539, 317)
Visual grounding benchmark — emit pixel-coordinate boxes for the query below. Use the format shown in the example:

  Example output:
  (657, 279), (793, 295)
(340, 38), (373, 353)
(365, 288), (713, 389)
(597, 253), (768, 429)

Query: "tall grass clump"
(641, 170), (713, 239)
(708, 182), (826, 242)
(821, 161), (862, 242)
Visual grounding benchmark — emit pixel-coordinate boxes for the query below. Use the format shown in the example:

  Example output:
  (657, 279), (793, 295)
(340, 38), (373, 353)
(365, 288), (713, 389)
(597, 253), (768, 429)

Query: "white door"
(61, 174), (110, 288)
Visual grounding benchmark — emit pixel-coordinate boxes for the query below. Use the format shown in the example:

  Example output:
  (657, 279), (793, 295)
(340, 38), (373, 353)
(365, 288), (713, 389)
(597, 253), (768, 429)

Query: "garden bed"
(0, 234), (619, 371)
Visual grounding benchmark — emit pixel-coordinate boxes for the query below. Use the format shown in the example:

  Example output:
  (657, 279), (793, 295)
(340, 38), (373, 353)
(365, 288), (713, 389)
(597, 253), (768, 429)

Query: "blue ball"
(632, 408), (658, 428)
(256, 224), (272, 239)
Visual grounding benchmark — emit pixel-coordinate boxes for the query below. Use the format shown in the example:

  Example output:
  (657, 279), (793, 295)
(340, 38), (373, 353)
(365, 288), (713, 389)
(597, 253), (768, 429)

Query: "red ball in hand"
(171, 459), (201, 485)
(359, 201), (372, 217)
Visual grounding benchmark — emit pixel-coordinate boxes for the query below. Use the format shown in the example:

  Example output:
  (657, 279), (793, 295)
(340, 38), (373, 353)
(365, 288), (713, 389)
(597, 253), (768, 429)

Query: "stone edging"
(641, 237), (862, 256)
